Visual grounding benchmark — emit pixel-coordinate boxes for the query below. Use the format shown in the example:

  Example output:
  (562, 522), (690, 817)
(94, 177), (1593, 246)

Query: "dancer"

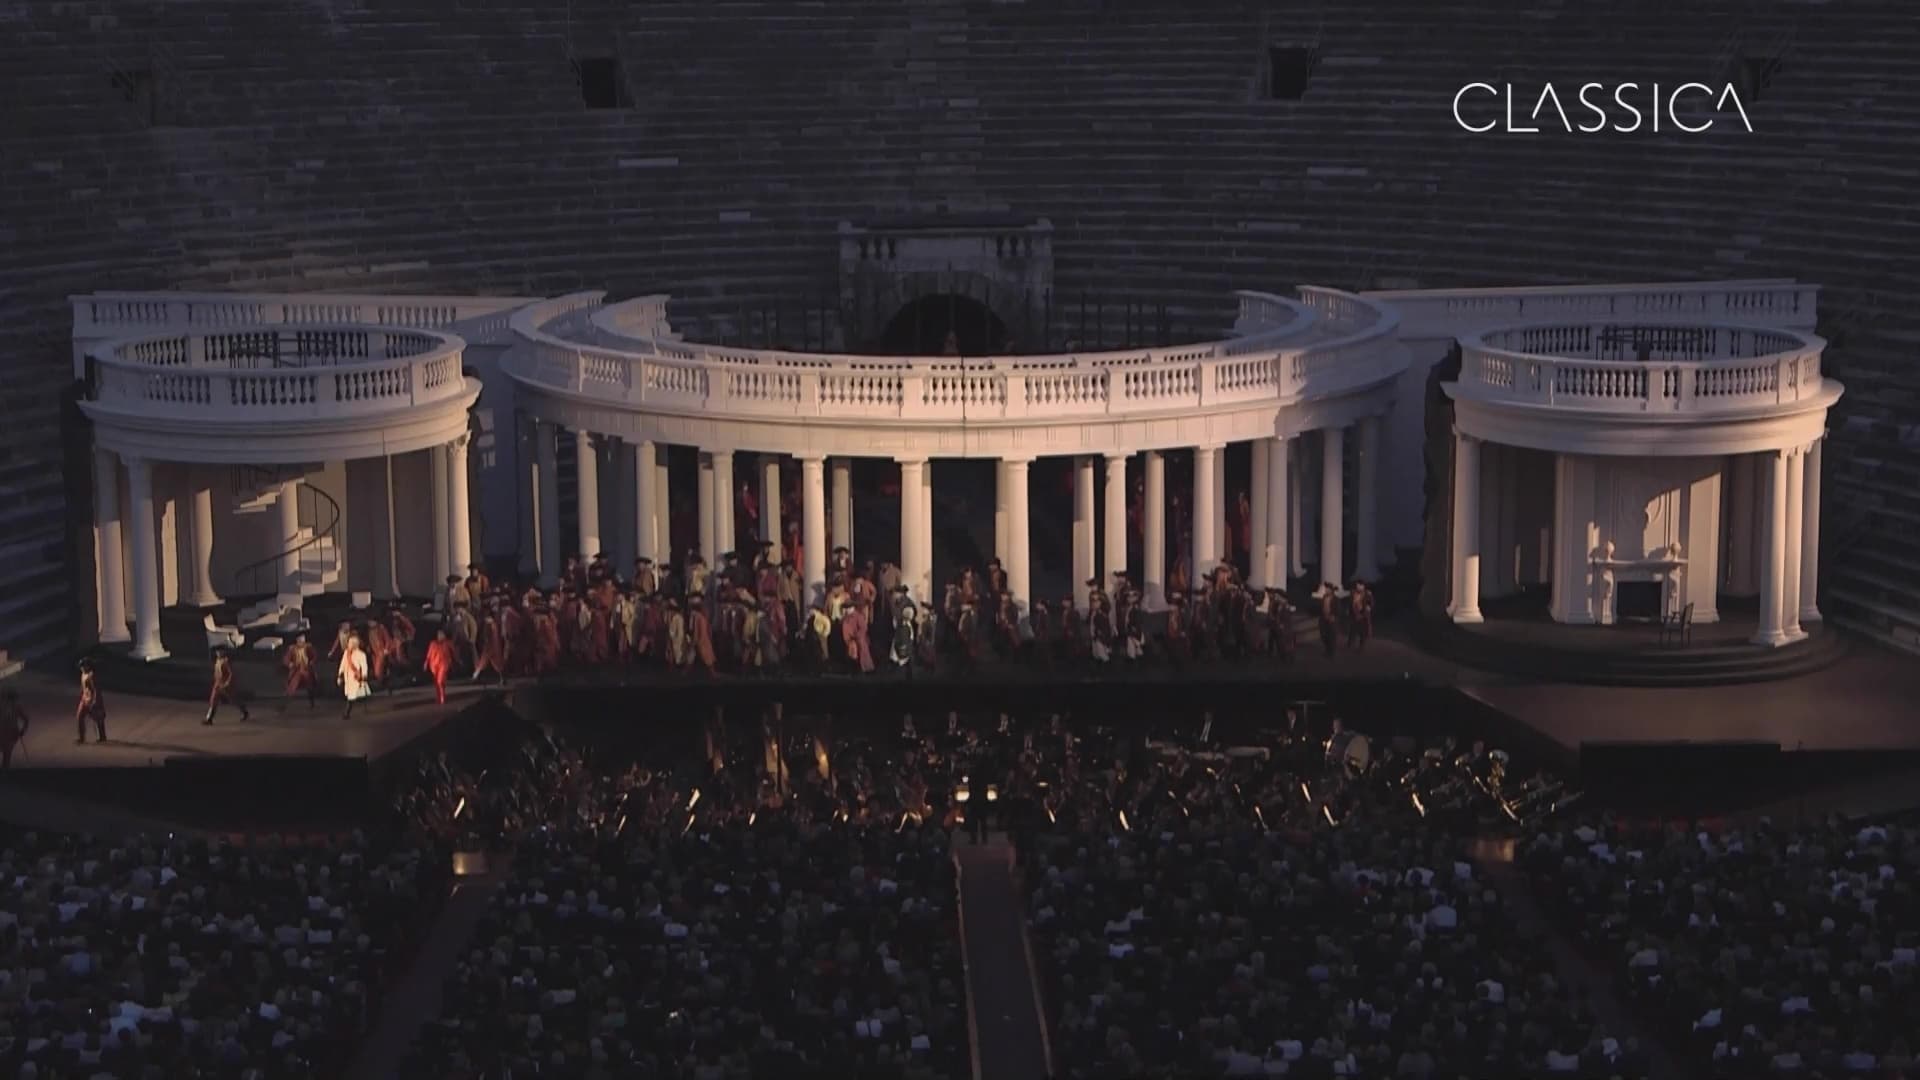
(425, 628), (456, 705)
(204, 647), (251, 725)
(75, 657), (106, 744)
(283, 632), (318, 708)
(338, 633), (372, 720)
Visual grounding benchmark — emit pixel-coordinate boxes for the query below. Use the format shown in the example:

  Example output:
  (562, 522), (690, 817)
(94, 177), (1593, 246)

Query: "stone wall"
(5, 0), (1917, 654)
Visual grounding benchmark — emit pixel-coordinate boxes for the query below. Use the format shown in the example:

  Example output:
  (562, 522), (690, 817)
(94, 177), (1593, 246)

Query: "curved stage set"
(25, 277), (1912, 822)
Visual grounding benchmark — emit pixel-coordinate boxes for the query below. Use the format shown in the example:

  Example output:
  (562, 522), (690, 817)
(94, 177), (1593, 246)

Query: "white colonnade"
(515, 422), (1384, 619)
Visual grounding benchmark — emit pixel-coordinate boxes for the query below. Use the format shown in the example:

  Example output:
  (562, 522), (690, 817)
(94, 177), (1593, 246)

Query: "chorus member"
(74, 658), (107, 744)
(204, 647), (250, 725)
(1347, 581), (1374, 650)
(338, 633), (372, 720)
(283, 632), (319, 708)
(842, 600), (874, 673)
(1317, 582), (1340, 659)
(425, 628), (456, 705)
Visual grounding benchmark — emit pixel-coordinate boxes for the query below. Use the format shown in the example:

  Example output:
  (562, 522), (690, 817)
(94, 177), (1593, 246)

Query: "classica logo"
(1452, 82), (1754, 134)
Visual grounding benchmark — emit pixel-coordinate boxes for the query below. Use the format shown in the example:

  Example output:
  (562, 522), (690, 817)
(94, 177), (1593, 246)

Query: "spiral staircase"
(228, 466), (343, 630)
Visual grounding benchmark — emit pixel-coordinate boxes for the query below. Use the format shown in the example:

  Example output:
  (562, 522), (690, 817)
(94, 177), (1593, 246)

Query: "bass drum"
(1326, 730), (1372, 775)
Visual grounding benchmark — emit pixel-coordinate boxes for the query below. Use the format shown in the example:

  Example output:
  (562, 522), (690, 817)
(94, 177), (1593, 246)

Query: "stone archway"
(875, 288), (1014, 355)
(851, 269), (1035, 352)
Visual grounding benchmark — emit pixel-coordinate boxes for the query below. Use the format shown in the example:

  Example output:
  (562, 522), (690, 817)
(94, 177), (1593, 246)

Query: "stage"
(9, 606), (1920, 823)
(1420, 596), (1848, 687)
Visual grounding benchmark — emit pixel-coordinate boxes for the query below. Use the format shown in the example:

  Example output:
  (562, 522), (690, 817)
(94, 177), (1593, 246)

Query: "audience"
(1526, 814), (1920, 1078)
(0, 826), (440, 1079)
(403, 722), (970, 1080)
(1021, 720), (1631, 1079)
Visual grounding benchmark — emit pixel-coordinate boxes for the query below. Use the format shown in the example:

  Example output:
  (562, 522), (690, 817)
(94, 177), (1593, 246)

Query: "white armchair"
(274, 607), (311, 635)
(203, 613), (245, 651)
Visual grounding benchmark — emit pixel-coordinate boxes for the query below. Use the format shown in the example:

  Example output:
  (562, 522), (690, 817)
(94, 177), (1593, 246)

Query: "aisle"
(346, 867), (506, 1080)
(955, 841), (1052, 1080)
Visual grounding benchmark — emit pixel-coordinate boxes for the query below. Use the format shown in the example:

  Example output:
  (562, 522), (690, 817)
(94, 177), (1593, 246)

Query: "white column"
(1143, 451), (1166, 610)
(1004, 457), (1032, 617)
(1320, 427), (1346, 587)
(1192, 445), (1218, 588)
(429, 444), (451, 587)
(94, 450), (130, 643)
(831, 457), (854, 555)
(1267, 437), (1290, 590)
(761, 454), (783, 562)
(1214, 445), (1229, 567)
(1073, 457), (1095, 608)
(1800, 439), (1822, 623)
(1289, 449), (1307, 578)
(448, 435), (473, 575)
(1451, 432), (1483, 624)
(633, 440), (659, 564)
(655, 454), (672, 565)
(1250, 439), (1269, 588)
(919, 461), (934, 593)
(1782, 445), (1805, 640)
(1550, 453), (1572, 622)
(1103, 453), (1127, 586)
(899, 458), (929, 603)
(535, 422), (561, 587)
(714, 451), (736, 557)
(277, 478), (302, 603)
(994, 459), (1010, 563)
(126, 457), (168, 661)
(574, 429), (601, 559)
(1753, 449), (1790, 646)
(187, 481), (220, 607)
(801, 455), (827, 604)
(1355, 416), (1381, 582)
(697, 451), (717, 564)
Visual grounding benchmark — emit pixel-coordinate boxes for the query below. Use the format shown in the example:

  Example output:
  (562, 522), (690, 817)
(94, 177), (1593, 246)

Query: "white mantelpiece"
(1590, 542), (1687, 624)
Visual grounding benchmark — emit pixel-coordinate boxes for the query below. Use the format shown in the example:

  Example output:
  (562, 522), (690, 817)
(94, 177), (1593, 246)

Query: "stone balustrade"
(1457, 321), (1827, 415)
(508, 288), (1403, 425)
(1369, 280), (1820, 335)
(70, 291), (537, 348)
(86, 324), (469, 422)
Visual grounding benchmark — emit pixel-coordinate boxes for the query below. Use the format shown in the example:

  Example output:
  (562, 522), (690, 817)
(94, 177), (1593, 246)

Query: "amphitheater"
(5, 0), (1920, 675)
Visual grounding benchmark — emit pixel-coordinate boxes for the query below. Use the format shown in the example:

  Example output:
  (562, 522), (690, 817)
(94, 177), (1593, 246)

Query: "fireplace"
(1616, 580), (1662, 622)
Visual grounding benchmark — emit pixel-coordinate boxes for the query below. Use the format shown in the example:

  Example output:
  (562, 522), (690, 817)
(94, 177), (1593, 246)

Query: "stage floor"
(1466, 647), (1920, 753)
(4, 672), (479, 770)
(12, 620), (1920, 772)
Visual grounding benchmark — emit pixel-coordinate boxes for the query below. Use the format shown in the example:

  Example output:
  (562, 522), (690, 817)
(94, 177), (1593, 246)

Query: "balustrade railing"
(86, 324), (469, 420)
(1368, 279), (1819, 333)
(509, 288), (1402, 423)
(1457, 320), (1828, 414)
(71, 290), (537, 344)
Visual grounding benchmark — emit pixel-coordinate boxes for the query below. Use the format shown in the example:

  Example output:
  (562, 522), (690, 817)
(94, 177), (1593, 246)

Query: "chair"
(203, 612), (245, 651)
(1658, 602), (1694, 648)
(274, 607), (311, 635)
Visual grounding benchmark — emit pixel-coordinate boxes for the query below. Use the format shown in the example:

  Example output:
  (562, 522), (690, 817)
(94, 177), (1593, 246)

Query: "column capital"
(449, 432), (471, 453)
(1103, 451), (1130, 464)
(999, 455), (1033, 469)
(795, 452), (828, 465)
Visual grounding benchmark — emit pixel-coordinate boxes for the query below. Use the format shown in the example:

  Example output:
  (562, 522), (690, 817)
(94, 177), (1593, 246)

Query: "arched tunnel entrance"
(877, 293), (1010, 355)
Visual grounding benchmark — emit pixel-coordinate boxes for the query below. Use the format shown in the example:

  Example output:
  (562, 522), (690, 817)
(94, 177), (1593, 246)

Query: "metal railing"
(230, 472), (342, 599)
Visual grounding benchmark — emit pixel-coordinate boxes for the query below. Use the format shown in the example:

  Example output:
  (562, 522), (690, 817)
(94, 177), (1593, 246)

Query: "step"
(1827, 614), (1920, 656)
(1824, 589), (1920, 633)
